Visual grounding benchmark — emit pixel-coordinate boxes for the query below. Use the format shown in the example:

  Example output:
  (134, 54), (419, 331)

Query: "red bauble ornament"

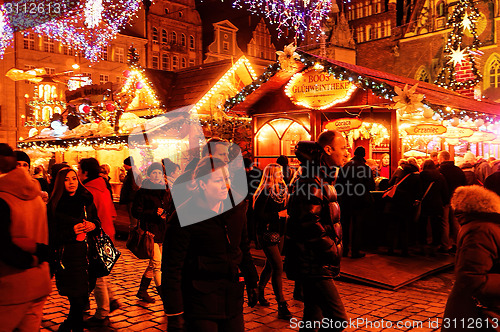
(106, 103), (115, 112)
(136, 81), (144, 89)
(95, 118), (101, 124)
(83, 105), (91, 114)
(123, 70), (131, 78)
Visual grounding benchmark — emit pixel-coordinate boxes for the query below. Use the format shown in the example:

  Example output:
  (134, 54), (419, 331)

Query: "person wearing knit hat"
(14, 150), (30, 169)
(353, 146), (366, 158)
(146, 162), (164, 177)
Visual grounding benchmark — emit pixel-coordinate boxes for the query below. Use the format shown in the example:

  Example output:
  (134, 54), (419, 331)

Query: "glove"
(247, 287), (258, 308)
(35, 243), (50, 263)
(167, 315), (185, 332)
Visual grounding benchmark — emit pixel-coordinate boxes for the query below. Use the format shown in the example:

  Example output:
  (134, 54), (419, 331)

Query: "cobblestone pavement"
(40, 240), (454, 332)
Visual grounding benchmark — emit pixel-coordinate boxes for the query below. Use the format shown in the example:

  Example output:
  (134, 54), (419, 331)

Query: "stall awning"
(231, 52), (500, 116)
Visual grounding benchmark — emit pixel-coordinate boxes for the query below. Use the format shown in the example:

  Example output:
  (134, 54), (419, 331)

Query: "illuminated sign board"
(442, 127), (474, 138)
(405, 124), (447, 135)
(285, 68), (356, 110)
(324, 118), (362, 132)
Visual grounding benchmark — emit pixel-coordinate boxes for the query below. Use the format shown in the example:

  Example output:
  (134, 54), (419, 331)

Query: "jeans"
(0, 296), (47, 332)
(144, 242), (162, 286)
(93, 276), (117, 319)
(186, 313), (244, 332)
(258, 235), (285, 302)
(301, 278), (348, 332)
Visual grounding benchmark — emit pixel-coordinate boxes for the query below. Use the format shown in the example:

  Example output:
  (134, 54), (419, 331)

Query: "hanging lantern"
(475, 119), (484, 127)
(106, 102), (115, 112)
(123, 70), (131, 78)
(423, 108), (434, 119)
(450, 117), (460, 126)
(136, 81), (144, 89)
(83, 105), (91, 114)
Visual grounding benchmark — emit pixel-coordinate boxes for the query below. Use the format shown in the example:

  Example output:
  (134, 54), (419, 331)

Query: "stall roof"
(144, 57), (254, 111)
(231, 52), (500, 116)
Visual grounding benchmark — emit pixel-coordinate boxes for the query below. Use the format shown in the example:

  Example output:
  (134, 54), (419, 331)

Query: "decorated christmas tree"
(434, 0), (482, 95)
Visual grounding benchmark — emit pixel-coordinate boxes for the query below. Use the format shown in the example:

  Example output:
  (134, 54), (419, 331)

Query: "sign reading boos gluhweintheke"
(324, 118), (362, 132)
(285, 68), (356, 110)
(405, 124), (447, 135)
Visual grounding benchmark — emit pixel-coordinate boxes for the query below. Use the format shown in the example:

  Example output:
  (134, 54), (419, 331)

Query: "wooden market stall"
(225, 49), (500, 172)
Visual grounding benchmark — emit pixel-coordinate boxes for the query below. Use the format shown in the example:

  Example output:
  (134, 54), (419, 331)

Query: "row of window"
(152, 28), (195, 50)
(347, 0), (383, 20)
(151, 54), (195, 70)
(356, 20), (392, 43)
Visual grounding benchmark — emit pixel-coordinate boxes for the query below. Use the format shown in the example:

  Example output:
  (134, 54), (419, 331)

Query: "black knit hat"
(354, 146), (366, 158)
(147, 162), (164, 176)
(15, 150), (30, 168)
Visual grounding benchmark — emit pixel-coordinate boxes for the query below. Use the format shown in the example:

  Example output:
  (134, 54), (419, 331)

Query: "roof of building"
(231, 51), (500, 116)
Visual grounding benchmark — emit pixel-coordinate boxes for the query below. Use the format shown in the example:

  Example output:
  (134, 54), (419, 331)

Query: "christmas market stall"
(224, 45), (500, 172)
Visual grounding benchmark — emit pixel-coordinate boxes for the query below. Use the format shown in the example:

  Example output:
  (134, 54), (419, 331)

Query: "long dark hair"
(48, 167), (91, 215)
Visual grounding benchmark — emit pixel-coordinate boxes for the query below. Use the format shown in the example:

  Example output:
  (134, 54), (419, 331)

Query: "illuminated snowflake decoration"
(462, 13), (472, 32)
(84, 0), (104, 29)
(0, 7), (13, 57)
(447, 46), (467, 67)
(233, 0), (335, 40)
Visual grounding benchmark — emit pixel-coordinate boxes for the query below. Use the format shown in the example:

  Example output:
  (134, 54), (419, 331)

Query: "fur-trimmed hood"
(451, 185), (500, 225)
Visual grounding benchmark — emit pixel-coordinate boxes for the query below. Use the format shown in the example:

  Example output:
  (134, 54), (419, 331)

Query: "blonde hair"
(253, 163), (288, 208)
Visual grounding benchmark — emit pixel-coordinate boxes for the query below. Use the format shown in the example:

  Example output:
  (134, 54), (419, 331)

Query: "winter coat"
(119, 169), (141, 205)
(484, 172), (500, 198)
(0, 168), (52, 305)
(48, 190), (101, 297)
(284, 142), (343, 281)
(161, 192), (258, 319)
(384, 163), (422, 215)
(84, 177), (117, 239)
(439, 161), (467, 204)
(337, 156), (375, 210)
(132, 179), (173, 244)
(253, 191), (287, 236)
(475, 159), (493, 184)
(443, 186), (500, 331)
(379, 165), (390, 179)
(419, 169), (448, 216)
(460, 163), (481, 186)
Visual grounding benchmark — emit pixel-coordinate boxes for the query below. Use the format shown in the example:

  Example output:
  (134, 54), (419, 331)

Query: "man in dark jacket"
(337, 146), (375, 258)
(119, 156), (141, 229)
(284, 130), (349, 331)
(438, 151), (467, 252)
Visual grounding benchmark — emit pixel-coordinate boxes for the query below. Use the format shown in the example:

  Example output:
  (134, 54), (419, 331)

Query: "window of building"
(116, 47), (124, 63)
(44, 68), (55, 75)
(181, 33), (186, 46)
(152, 27), (159, 44)
(223, 41), (229, 51)
(63, 45), (74, 56)
(374, 0), (382, 14)
(489, 59), (500, 88)
(189, 59), (195, 67)
(24, 33), (35, 50)
(162, 29), (168, 44)
(152, 55), (159, 69)
(189, 35), (195, 50)
(357, 27), (364, 43)
(375, 22), (382, 39)
(416, 68), (431, 83)
(24, 65), (36, 84)
(181, 58), (186, 68)
(43, 36), (55, 53)
(364, 1), (372, 16)
(172, 56), (178, 70)
(365, 25), (372, 41)
(172, 31), (177, 44)
(383, 20), (392, 37)
(83, 72), (92, 81)
(178, 11), (183, 18)
(356, 3), (362, 18)
(162, 54), (169, 70)
(164, 8), (169, 14)
(437, 1), (445, 17)
(99, 74), (109, 85)
(102, 46), (108, 61)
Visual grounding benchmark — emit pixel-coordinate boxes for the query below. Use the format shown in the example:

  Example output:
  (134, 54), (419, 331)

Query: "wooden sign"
(324, 118), (362, 132)
(285, 68), (356, 110)
(405, 124), (447, 135)
(441, 126), (474, 138)
(65, 82), (113, 103)
(463, 131), (497, 143)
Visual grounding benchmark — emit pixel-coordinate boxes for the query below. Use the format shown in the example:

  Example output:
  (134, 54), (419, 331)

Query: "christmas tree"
(434, 0), (482, 93)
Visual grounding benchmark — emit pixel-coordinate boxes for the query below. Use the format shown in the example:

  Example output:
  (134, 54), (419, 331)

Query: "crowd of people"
(1, 133), (499, 332)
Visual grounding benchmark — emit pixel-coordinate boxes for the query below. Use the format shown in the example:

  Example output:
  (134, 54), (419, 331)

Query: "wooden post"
(390, 110), (399, 175)
(450, 145), (455, 160)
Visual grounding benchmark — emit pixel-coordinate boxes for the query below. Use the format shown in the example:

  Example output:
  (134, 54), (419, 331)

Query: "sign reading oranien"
(324, 118), (362, 132)
(405, 124), (447, 135)
(285, 68), (356, 110)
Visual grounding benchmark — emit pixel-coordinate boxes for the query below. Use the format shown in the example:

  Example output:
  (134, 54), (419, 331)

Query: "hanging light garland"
(0, 8), (14, 58)
(232, 0), (335, 40)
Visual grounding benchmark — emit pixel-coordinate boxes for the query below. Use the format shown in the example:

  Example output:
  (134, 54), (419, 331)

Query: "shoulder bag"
(413, 182), (434, 223)
(88, 230), (121, 278)
(126, 224), (154, 259)
(382, 173), (411, 199)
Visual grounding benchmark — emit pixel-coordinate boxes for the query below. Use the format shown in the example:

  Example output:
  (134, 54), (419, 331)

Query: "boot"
(277, 301), (292, 319)
(136, 277), (155, 303)
(258, 288), (270, 306)
(156, 286), (165, 303)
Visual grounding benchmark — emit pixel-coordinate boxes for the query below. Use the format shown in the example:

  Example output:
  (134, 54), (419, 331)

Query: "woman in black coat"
(132, 162), (173, 303)
(253, 163), (291, 319)
(418, 160), (449, 255)
(443, 185), (500, 331)
(162, 156), (258, 332)
(48, 168), (101, 332)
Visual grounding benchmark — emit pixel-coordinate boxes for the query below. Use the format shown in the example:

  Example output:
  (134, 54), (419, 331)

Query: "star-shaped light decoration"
(462, 13), (472, 31)
(393, 84), (424, 116)
(447, 47), (467, 67)
(276, 43), (300, 72)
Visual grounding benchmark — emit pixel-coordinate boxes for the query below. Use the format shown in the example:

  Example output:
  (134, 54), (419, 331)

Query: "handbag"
(126, 224), (154, 259)
(88, 230), (121, 278)
(382, 173), (411, 199)
(413, 182), (434, 223)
